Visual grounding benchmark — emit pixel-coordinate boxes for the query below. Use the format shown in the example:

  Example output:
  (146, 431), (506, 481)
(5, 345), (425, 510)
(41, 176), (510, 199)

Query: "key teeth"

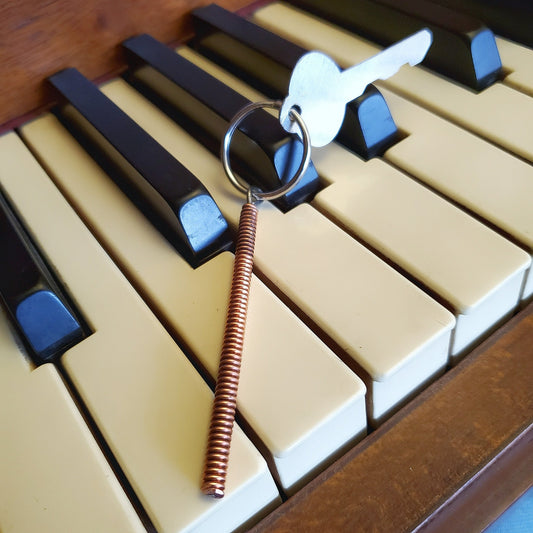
(279, 97), (305, 138)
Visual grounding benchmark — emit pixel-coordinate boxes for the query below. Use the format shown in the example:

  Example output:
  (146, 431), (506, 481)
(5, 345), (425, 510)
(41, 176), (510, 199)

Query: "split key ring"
(220, 100), (312, 203)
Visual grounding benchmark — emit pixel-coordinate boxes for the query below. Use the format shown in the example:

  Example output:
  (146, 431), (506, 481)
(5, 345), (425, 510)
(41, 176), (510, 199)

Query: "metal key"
(279, 28), (433, 147)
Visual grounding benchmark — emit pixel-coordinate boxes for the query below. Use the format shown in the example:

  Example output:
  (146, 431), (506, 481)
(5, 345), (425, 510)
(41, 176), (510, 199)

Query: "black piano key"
(48, 68), (232, 268)
(0, 191), (87, 364)
(428, 0), (533, 48)
(122, 34), (320, 211)
(287, 0), (503, 90)
(191, 4), (399, 159)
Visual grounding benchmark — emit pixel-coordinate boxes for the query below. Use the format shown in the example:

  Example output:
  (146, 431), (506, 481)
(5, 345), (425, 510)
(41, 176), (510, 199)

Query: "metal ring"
(221, 100), (311, 202)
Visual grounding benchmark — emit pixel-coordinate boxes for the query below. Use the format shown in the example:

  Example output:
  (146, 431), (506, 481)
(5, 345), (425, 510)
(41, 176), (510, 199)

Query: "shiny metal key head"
(280, 28), (433, 147)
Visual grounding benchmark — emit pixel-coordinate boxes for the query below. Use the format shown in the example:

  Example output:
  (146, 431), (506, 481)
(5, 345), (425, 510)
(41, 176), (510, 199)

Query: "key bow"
(280, 28), (433, 147)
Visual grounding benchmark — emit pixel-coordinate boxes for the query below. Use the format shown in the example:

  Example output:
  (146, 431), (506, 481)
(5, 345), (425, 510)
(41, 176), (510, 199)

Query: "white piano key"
(90, 78), (455, 425)
(175, 48), (530, 357)
(252, 2), (533, 164)
(312, 152), (529, 357)
(0, 312), (145, 533)
(253, 201), (454, 424)
(0, 132), (279, 532)
(377, 88), (533, 296)
(20, 113), (367, 494)
(497, 37), (533, 97)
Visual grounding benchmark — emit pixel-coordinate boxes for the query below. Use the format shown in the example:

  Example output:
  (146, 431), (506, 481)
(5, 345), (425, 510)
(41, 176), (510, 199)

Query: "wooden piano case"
(1, 1), (531, 531)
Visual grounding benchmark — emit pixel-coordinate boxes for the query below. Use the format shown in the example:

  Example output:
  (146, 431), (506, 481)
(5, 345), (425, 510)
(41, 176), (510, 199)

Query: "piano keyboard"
(1, 1), (532, 531)
(171, 46), (530, 359)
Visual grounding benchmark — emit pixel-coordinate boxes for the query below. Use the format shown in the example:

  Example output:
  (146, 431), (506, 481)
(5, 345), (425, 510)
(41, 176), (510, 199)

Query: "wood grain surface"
(0, 0), (251, 128)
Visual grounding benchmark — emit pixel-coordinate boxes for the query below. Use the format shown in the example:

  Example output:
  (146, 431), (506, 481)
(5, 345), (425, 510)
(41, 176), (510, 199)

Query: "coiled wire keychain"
(201, 100), (311, 498)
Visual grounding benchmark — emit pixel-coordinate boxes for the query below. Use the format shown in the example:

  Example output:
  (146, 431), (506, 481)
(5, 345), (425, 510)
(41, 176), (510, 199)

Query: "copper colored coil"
(201, 202), (258, 498)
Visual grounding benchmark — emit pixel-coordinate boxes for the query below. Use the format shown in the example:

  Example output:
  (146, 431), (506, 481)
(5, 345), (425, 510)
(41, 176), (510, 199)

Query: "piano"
(0, 1), (531, 531)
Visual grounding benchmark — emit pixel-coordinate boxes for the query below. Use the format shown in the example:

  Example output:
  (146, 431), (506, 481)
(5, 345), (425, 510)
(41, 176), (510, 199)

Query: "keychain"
(201, 28), (432, 498)
(201, 100), (311, 498)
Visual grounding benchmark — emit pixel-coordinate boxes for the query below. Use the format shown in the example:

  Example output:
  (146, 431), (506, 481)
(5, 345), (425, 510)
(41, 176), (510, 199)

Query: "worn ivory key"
(280, 28), (433, 147)
(201, 101), (311, 498)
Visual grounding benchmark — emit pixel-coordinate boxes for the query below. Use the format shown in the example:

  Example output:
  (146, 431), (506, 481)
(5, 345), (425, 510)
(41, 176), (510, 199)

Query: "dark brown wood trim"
(0, 0), (252, 128)
(250, 303), (533, 532)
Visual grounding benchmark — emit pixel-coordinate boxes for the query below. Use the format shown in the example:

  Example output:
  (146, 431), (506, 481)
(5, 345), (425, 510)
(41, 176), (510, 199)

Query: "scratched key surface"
(0, 310), (144, 533)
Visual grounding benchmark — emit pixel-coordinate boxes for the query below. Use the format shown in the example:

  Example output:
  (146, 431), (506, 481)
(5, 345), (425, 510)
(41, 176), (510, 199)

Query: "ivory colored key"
(0, 132), (279, 532)
(312, 153), (529, 358)
(376, 87), (533, 300)
(92, 78), (455, 425)
(253, 2), (533, 163)
(497, 38), (533, 96)
(174, 48), (530, 358)
(0, 313), (144, 533)
(20, 113), (367, 494)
